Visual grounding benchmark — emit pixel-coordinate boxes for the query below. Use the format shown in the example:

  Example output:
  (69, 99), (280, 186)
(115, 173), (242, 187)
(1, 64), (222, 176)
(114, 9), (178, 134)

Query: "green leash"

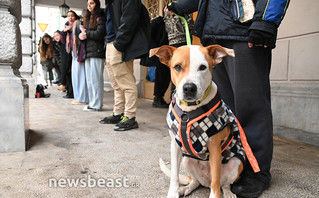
(168, 3), (192, 45)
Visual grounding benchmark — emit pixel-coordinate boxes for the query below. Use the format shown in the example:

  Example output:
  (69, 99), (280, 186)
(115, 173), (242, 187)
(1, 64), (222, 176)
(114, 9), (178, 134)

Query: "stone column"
(19, 0), (35, 93)
(0, 0), (29, 152)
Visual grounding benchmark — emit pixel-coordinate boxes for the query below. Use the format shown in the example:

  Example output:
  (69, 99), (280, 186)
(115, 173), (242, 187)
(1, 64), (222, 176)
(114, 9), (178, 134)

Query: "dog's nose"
(183, 83), (197, 98)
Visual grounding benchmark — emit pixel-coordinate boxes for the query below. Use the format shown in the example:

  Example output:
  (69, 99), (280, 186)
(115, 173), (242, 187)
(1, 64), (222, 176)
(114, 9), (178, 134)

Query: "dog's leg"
(220, 157), (243, 198)
(207, 131), (227, 198)
(167, 139), (183, 198)
(178, 179), (200, 197)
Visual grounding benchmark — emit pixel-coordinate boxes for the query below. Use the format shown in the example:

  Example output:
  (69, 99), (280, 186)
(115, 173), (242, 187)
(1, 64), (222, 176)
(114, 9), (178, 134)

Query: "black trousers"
(154, 63), (171, 98)
(60, 46), (73, 97)
(53, 62), (62, 82)
(211, 40), (273, 183)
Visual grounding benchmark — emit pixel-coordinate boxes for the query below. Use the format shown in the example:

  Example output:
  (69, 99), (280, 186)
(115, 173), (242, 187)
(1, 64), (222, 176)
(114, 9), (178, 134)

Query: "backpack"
(35, 84), (50, 98)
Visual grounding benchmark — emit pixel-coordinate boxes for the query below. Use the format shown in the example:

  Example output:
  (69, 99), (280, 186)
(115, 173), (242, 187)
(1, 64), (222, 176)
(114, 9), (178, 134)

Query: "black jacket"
(84, 8), (106, 59)
(105, 0), (150, 62)
(170, 0), (290, 46)
(140, 16), (168, 67)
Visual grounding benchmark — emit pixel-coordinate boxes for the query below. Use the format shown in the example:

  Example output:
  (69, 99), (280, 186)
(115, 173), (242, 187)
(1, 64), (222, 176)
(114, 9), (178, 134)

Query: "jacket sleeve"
(250, 0), (290, 35)
(86, 11), (107, 40)
(170, 0), (199, 15)
(60, 30), (67, 45)
(113, 0), (142, 52)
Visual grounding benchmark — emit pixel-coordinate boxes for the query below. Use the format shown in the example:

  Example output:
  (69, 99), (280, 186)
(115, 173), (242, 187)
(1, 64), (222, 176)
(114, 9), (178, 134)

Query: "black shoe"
(231, 172), (270, 198)
(99, 113), (123, 124)
(152, 97), (169, 108)
(114, 116), (138, 131)
(63, 95), (73, 99)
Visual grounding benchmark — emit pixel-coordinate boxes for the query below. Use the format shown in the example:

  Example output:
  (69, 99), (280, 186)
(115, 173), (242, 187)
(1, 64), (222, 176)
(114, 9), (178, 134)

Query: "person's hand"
(80, 25), (86, 32)
(248, 30), (276, 48)
(79, 26), (87, 40)
(166, 2), (182, 16)
(164, 6), (174, 17)
(79, 33), (87, 40)
(64, 25), (72, 32)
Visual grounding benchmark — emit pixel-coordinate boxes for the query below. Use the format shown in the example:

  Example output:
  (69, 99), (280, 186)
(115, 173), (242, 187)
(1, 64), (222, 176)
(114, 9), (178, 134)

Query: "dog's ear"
(206, 45), (235, 64)
(149, 45), (176, 66)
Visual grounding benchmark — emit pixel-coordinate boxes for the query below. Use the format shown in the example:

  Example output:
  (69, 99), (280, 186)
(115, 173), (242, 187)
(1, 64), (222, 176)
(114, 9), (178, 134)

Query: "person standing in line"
(39, 33), (54, 86)
(140, 16), (170, 108)
(79, 0), (106, 111)
(69, 18), (89, 105)
(165, 0), (290, 197)
(52, 30), (62, 85)
(99, 0), (150, 131)
(60, 10), (80, 99)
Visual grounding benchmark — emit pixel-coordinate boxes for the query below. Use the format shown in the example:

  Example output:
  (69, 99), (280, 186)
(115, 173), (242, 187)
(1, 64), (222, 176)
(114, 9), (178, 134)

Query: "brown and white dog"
(150, 45), (259, 198)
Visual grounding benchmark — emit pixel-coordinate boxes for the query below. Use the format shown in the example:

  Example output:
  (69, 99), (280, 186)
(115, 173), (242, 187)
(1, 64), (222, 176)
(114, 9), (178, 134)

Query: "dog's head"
(150, 45), (234, 103)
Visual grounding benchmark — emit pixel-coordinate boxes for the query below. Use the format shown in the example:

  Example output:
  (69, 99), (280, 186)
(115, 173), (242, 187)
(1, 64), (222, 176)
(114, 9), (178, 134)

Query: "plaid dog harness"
(167, 94), (260, 172)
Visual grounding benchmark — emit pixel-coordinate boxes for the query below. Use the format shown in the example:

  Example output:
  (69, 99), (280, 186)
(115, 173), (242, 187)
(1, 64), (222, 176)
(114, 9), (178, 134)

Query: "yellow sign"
(38, 23), (48, 32)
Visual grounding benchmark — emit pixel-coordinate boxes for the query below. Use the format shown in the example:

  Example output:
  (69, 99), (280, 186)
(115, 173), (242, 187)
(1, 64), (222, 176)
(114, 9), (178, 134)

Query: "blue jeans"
(72, 55), (88, 103)
(85, 57), (105, 110)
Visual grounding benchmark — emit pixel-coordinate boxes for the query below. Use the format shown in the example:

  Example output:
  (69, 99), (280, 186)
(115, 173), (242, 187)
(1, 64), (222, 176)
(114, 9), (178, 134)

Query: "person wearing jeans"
(80, 0), (106, 111)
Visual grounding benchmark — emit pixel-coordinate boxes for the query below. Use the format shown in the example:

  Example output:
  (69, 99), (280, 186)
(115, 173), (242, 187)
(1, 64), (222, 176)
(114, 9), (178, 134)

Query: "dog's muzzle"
(183, 83), (197, 100)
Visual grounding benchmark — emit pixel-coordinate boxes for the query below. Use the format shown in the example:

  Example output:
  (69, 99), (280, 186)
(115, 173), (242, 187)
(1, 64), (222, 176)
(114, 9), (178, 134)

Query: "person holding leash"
(165, 0), (290, 197)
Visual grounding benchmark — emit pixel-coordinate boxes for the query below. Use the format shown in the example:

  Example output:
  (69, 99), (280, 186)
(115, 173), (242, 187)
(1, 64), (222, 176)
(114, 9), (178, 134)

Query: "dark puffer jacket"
(170, 0), (290, 46)
(105, 0), (150, 62)
(84, 8), (106, 59)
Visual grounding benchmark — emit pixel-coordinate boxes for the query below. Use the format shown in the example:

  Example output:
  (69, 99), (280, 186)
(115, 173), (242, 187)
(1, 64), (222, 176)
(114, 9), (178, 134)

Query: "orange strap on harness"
(171, 100), (260, 173)
(234, 116), (260, 173)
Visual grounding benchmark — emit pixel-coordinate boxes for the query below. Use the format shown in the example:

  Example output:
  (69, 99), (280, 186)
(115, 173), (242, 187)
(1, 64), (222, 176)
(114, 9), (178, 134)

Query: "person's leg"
(100, 43), (124, 124)
(48, 65), (54, 85)
(41, 64), (48, 85)
(153, 61), (170, 108)
(77, 61), (88, 103)
(112, 59), (138, 131)
(71, 56), (79, 101)
(60, 46), (68, 86)
(85, 57), (104, 109)
(213, 41), (273, 197)
(113, 59), (137, 118)
(65, 53), (73, 98)
(54, 62), (62, 83)
(72, 56), (88, 103)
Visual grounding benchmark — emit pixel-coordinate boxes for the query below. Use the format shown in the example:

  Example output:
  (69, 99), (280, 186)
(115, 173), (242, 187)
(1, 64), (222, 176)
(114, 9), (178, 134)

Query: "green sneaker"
(114, 116), (139, 131)
(99, 113), (123, 124)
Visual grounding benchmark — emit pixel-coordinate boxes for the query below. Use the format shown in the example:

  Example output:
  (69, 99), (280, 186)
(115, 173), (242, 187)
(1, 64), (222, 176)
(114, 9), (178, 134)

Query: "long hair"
(83, 0), (100, 29)
(39, 33), (54, 61)
(65, 11), (80, 53)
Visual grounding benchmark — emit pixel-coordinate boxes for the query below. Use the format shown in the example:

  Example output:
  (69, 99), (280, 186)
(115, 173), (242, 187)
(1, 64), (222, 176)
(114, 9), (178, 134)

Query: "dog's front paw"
(167, 190), (179, 198)
(222, 189), (237, 198)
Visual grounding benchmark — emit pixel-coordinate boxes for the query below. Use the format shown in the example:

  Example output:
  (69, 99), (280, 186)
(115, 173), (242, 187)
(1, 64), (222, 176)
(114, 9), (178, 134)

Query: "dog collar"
(180, 84), (212, 106)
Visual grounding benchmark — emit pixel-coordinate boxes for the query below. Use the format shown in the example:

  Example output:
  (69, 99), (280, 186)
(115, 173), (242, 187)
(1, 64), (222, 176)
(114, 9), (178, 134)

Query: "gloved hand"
(248, 30), (276, 48)
(166, 2), (182, 16)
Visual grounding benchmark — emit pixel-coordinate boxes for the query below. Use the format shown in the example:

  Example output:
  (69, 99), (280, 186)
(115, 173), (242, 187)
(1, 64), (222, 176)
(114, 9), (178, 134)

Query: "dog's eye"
(199, 64), (207, 71)
(174, 64), (182, 72)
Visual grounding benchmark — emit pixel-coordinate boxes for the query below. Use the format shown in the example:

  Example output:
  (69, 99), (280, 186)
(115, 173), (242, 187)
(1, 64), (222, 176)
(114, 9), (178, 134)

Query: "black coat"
(84, 8), (106, 59)
(171, 0), (289, 46)
(140, 16), (168, 67)
(105, 0), (150, 62)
